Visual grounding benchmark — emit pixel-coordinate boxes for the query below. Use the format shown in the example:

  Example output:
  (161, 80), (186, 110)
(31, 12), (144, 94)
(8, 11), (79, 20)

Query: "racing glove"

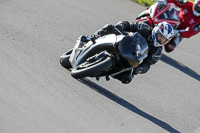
(165, 43), (176, 53)
(95, 24), (115, 36)
(112, 70), (133, 84)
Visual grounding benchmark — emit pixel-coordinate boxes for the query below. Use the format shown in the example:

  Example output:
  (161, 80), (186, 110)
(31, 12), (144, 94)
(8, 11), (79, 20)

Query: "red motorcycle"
(136, 1), (181, 28)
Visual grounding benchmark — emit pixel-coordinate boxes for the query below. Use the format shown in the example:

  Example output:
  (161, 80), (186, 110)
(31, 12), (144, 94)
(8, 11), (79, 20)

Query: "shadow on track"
(161, 54), (200, 81)
(78, 78), (180, 133)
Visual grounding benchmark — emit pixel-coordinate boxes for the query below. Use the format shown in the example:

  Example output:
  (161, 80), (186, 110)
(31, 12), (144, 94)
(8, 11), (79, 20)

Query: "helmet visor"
(156, 32), (170, 45)
(194, 4), (200, 13)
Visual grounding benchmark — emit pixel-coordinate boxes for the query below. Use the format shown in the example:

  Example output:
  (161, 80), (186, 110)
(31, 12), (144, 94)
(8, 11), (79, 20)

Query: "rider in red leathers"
(163, 0), (200, 52)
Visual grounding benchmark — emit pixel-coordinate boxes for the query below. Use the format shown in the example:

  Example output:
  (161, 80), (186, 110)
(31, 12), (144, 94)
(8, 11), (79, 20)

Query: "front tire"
(71, 56), (113, 79)
(60, 49), (73, 69)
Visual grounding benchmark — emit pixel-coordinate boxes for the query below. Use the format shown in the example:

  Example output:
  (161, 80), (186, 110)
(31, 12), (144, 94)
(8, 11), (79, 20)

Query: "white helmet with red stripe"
(193, 0), (200, 17)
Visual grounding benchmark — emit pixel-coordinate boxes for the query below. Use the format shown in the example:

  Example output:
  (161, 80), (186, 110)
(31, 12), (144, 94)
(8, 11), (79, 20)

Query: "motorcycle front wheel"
(71, 56), (113, 79)
(60, 48), (73, 69)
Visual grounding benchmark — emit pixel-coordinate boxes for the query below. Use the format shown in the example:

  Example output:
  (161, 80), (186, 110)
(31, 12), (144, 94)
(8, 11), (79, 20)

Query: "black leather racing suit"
(95, 21), (163, 84)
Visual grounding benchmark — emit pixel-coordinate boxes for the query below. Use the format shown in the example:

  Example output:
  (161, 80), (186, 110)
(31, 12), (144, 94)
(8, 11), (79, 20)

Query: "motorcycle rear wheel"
(71, 56), (113, 79)
(60, 49), (73, 69)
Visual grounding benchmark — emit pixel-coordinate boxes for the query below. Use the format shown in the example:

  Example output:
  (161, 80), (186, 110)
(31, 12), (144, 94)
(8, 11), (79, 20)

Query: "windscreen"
(159, 5), (180, 21)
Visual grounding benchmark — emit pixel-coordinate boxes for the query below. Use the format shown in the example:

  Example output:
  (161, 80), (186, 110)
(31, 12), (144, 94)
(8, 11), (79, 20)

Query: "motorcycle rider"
(81, 21), (174, 84)
(159, 0), (200, 52)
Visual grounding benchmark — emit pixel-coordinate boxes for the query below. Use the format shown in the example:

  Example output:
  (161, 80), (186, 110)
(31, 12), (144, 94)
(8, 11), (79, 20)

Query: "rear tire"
(60, 49), (73, 69)
(71, 56), (113, 79)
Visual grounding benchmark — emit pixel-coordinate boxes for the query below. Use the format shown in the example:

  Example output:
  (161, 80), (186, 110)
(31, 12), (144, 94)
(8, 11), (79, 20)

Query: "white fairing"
(148, 2), (158, 18)
(69, 36), (83, 68)
(69, 34), (116, 68)
(145, 2), (181, 28)
(94, 34), (116, 46)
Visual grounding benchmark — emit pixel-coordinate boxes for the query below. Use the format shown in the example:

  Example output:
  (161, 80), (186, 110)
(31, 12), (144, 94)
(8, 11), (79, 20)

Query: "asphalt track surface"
(0, 0), (200, 133)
